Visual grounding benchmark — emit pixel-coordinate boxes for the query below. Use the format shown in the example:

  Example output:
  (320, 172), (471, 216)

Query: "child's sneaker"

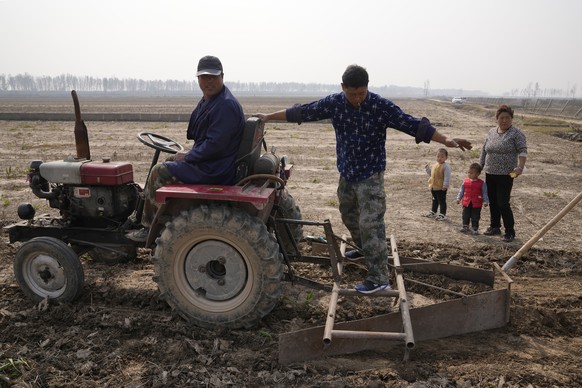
(423, 211), (435, 217)
(459, 226), (470, 233)
(435, 213), (446, 221)
(471, 228), (479, 235)
(354, 281), (391, 294)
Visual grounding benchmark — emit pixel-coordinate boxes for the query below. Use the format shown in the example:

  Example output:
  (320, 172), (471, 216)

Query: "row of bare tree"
(0, 73), (344, 94)
(507, 82), (579, 98)
(2, 73), (576, 98)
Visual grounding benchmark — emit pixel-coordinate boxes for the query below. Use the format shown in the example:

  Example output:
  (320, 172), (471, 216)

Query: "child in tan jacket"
(423, 148), (451, 221)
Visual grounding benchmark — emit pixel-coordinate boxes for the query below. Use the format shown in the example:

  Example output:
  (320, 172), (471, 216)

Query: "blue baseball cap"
(196, 55), (223, 76)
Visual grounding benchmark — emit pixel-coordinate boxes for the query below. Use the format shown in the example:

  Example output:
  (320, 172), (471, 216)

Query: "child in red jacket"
(456, 163), (489, 234)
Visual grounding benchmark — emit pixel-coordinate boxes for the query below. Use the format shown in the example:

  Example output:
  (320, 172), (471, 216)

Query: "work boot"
(355, 280), (391, 294)
(344, 250), (364, 261)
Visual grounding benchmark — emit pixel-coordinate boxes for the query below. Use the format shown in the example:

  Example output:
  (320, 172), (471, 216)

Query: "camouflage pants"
(337, 172), (389, 284)
(143, 164), (180, 226)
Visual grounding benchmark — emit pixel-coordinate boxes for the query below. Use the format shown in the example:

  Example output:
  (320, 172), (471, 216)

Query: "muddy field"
(0, 96), (581, 387)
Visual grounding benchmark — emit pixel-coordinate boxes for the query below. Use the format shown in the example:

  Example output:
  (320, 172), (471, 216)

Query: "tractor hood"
(39, 158), (134, 185)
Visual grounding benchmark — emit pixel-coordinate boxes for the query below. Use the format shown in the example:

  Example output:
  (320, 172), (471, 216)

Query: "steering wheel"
(137, 132), (184, 154)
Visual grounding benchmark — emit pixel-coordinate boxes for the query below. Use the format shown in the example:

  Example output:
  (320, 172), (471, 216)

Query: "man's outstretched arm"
(254, 110), (287, 123)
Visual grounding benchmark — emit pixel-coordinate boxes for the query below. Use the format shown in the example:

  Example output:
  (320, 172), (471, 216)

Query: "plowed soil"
(1, 96), (581, 387)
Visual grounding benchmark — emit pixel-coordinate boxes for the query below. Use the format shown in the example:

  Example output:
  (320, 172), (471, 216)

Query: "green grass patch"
(518, 116), (573, 134)
(16, 122), (35, 129)
(325, 198), (338, 207)
(0, 357), (30, 384)
(5, 166), (28, 179)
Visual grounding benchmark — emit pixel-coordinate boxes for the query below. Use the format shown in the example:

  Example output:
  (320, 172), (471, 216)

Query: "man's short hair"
(342, 65), (369, 88)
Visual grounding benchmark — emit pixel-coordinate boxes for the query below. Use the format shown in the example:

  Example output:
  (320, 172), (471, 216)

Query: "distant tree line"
(0, 72), (489, 97)
(0, 73), (344, 95)
(0, 73), (197, 92)
(9, 73), (576, 97)
(506, 82), (578, 98)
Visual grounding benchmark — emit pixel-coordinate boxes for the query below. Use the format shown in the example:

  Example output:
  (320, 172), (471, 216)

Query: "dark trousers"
(431, 189), (447, 215)
(485, 174), (515, 236)
(462, 204), (482, 230)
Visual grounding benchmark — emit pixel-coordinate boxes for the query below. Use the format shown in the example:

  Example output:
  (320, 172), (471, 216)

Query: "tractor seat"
(234, 117), (265, 183)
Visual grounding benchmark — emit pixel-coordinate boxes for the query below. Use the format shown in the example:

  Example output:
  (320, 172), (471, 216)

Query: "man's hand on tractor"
(165, 151), (186, 162)
(253, 113), (269, 123)
(253, 110), (286, 123)
(174, 152), (186, 161)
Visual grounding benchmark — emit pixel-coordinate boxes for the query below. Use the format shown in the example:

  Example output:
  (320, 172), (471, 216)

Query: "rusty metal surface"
(279, 287), (510, 364)
(275, 223), (509, 365)
(322, 235), (411, 348)
(72, 90), (91, 160)
(398, 257), (495, 286)
(390, 235), (415, 353)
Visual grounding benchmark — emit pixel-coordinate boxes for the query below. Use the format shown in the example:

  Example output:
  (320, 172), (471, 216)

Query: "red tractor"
(4, 91), (303, 329)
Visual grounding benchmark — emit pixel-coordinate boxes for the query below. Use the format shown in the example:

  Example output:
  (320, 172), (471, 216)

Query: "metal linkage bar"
(331, 330), (407, 342)
(403, 278), (468, 299)
(322, 235), (346, 345)
(390, 235), (415, 356)
(323, 280), (342, 345)
(321, 235), (413, 360)
(323, 221), (342, 283)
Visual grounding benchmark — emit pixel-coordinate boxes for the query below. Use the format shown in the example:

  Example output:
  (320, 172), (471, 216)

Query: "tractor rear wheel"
(275, 189), (303, 253)
(14, 237), (84, 303)
(153, 205), (283, 329)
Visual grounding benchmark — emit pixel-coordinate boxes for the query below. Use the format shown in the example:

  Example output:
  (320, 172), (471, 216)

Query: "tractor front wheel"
(14, 237), (84, 303)
(153, 205), (283, 329)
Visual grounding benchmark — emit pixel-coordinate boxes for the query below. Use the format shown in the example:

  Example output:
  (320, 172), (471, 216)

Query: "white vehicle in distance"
(451, 97), (466, 104)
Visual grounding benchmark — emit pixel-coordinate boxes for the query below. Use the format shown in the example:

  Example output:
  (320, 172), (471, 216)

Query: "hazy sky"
(1, 0), (580, 95)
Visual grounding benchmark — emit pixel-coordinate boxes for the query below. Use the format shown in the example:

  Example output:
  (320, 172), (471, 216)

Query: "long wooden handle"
(503, 191), (582, 271)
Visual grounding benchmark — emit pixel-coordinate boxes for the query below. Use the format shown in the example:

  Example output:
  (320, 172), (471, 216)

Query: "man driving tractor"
(127, 55), (245, 242)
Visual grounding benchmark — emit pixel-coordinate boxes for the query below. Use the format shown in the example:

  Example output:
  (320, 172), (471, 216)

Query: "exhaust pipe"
(72, 90), (91, 160)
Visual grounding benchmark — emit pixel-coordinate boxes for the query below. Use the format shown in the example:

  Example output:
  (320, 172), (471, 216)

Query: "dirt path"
(1, 98), (581, 386)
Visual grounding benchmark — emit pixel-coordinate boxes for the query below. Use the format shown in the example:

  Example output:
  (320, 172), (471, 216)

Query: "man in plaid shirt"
(255, 64), (471, 293)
